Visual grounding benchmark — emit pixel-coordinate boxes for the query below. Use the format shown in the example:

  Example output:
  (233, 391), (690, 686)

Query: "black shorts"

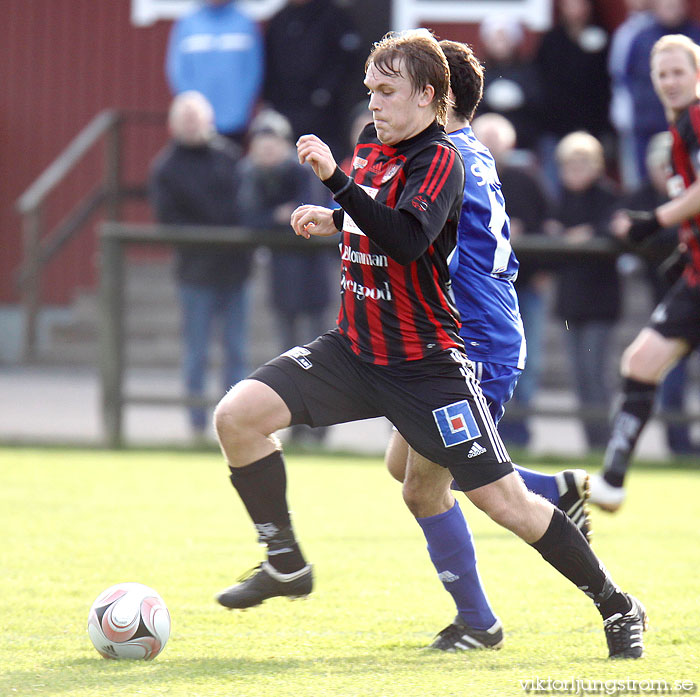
(649, 277), (700, 350)
(249, 330), (513, 491)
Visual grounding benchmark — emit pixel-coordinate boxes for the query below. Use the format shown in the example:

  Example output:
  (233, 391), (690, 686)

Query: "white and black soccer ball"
(87, 582), (171, 660)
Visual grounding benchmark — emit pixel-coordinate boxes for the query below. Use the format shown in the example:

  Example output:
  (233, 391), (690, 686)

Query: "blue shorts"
(470, 361), (522, 425)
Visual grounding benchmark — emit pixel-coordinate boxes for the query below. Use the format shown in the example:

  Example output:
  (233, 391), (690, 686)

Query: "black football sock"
(228, 450), (306, 574)
(602, 378), (656, 488)
(531, 509), (632, 619)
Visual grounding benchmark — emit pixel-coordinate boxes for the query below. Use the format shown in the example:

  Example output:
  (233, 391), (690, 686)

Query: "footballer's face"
(651, 46), (700, 119)
(364, 59), (435, 146)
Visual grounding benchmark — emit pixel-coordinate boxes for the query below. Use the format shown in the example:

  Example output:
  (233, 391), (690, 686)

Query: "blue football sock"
(514, 464), (560, 504)
(416, 500), (497, 631)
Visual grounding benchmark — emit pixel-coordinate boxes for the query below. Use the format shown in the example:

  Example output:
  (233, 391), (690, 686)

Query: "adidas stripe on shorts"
(249, 329), (514, 491)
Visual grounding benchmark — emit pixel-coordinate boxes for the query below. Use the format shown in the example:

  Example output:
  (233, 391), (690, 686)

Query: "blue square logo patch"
(433, 400), (481, 447)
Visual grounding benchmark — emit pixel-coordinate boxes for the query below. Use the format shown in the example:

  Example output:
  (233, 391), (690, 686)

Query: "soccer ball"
(87, 582), (171, 660)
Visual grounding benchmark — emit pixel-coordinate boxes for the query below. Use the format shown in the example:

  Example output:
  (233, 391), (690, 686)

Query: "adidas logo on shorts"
(467, 442), (487, 458)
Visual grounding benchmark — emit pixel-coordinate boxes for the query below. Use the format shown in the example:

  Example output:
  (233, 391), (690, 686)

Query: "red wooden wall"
(3, 0), (700, 305)
(0, 0), (172, 304)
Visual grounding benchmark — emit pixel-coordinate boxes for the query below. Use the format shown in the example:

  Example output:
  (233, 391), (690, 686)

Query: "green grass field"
(1, 446), (698, 697)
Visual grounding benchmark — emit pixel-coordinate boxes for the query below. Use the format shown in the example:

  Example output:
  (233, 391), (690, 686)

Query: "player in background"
(384, 40), (591, 651)
(213, 30), (646, 660)
(590, 33), (700, 512)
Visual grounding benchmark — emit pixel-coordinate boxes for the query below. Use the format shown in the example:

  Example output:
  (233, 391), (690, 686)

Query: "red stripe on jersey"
(340, 145), (383, 355)
(424, 148), (449, 199)
(338, 265), (360, 355)
(419, 146), (455, 201)
(405, 264), (431, 360)
(418, 148), (445, 197)
(427, 149), (456, 200)
(375, 156), (427, 362)
(409, 246), (459, 355)
(385, 258), (419, 361)
(671, 113), (700, 286)
(360, 233), (389, 363)
(363, 151), (399, 362)
(336, 301), (346, 334)
(353, 144), (379, 186)
(429, 246), (462, 330)
(671, 125), (693, 183)
(385, 167), (406, 208)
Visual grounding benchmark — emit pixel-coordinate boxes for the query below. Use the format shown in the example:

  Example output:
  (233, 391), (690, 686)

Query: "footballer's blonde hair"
(651, 33), (700, 71)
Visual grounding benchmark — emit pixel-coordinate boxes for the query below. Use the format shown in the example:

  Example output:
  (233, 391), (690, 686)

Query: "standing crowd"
(150, 0), (700, 462)
(151, 0), (364, 444)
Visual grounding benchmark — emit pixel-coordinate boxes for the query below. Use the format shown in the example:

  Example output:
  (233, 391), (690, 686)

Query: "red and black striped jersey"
(669, 102), (700, 287)
(326, 121), (465, 366)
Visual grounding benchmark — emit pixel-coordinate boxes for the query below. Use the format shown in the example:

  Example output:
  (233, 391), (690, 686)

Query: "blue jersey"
(447, 126), (526, 370)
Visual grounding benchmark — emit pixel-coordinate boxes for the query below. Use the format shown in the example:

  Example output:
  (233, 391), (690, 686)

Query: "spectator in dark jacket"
(262, 0), (363, 158)
(236, 109), (333, 352)
(476, 15), (544, 151)
(236, 109), (333, 444)
(149, 91), (253, 440)
(546, 131), (621, 450)
(535, 0), (612, 194)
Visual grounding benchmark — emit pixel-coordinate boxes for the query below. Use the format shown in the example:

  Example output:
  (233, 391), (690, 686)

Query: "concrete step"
(36, 259), (661, 389)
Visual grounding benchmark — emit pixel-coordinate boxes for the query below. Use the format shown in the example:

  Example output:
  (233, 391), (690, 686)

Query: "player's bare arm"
(657, 177), (700, 226)
(296, 134), (337, 181)
(290, 204), (337, 238)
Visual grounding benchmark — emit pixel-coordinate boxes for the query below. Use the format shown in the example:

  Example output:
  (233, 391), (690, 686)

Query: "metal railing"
(99, 221), (337, 446)
(16, 108), (697, 448)
(98, 222), (698, 448)
(14, 109), (165, 362)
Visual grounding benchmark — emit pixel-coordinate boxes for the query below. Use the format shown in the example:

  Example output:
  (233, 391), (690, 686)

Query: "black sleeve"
(323, 167), (428, 264)
(322, 143), (463, 264)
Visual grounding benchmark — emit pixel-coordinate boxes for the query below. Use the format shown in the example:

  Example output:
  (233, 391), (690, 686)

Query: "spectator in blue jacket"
(166, 0), (264, 143)
(607, 0), (654, 191)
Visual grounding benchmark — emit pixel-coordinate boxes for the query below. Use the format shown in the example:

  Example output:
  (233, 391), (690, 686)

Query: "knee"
(401, 477), (427, 514)
(621, 344), (652, 382)
(213, 393), (239, 441)
(213, 379), (290, 468)
(467, 475), (530, 530)
(473, 494), (514, 528)
(213, 384), (253, 448)
(401, 473), (453, 518)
